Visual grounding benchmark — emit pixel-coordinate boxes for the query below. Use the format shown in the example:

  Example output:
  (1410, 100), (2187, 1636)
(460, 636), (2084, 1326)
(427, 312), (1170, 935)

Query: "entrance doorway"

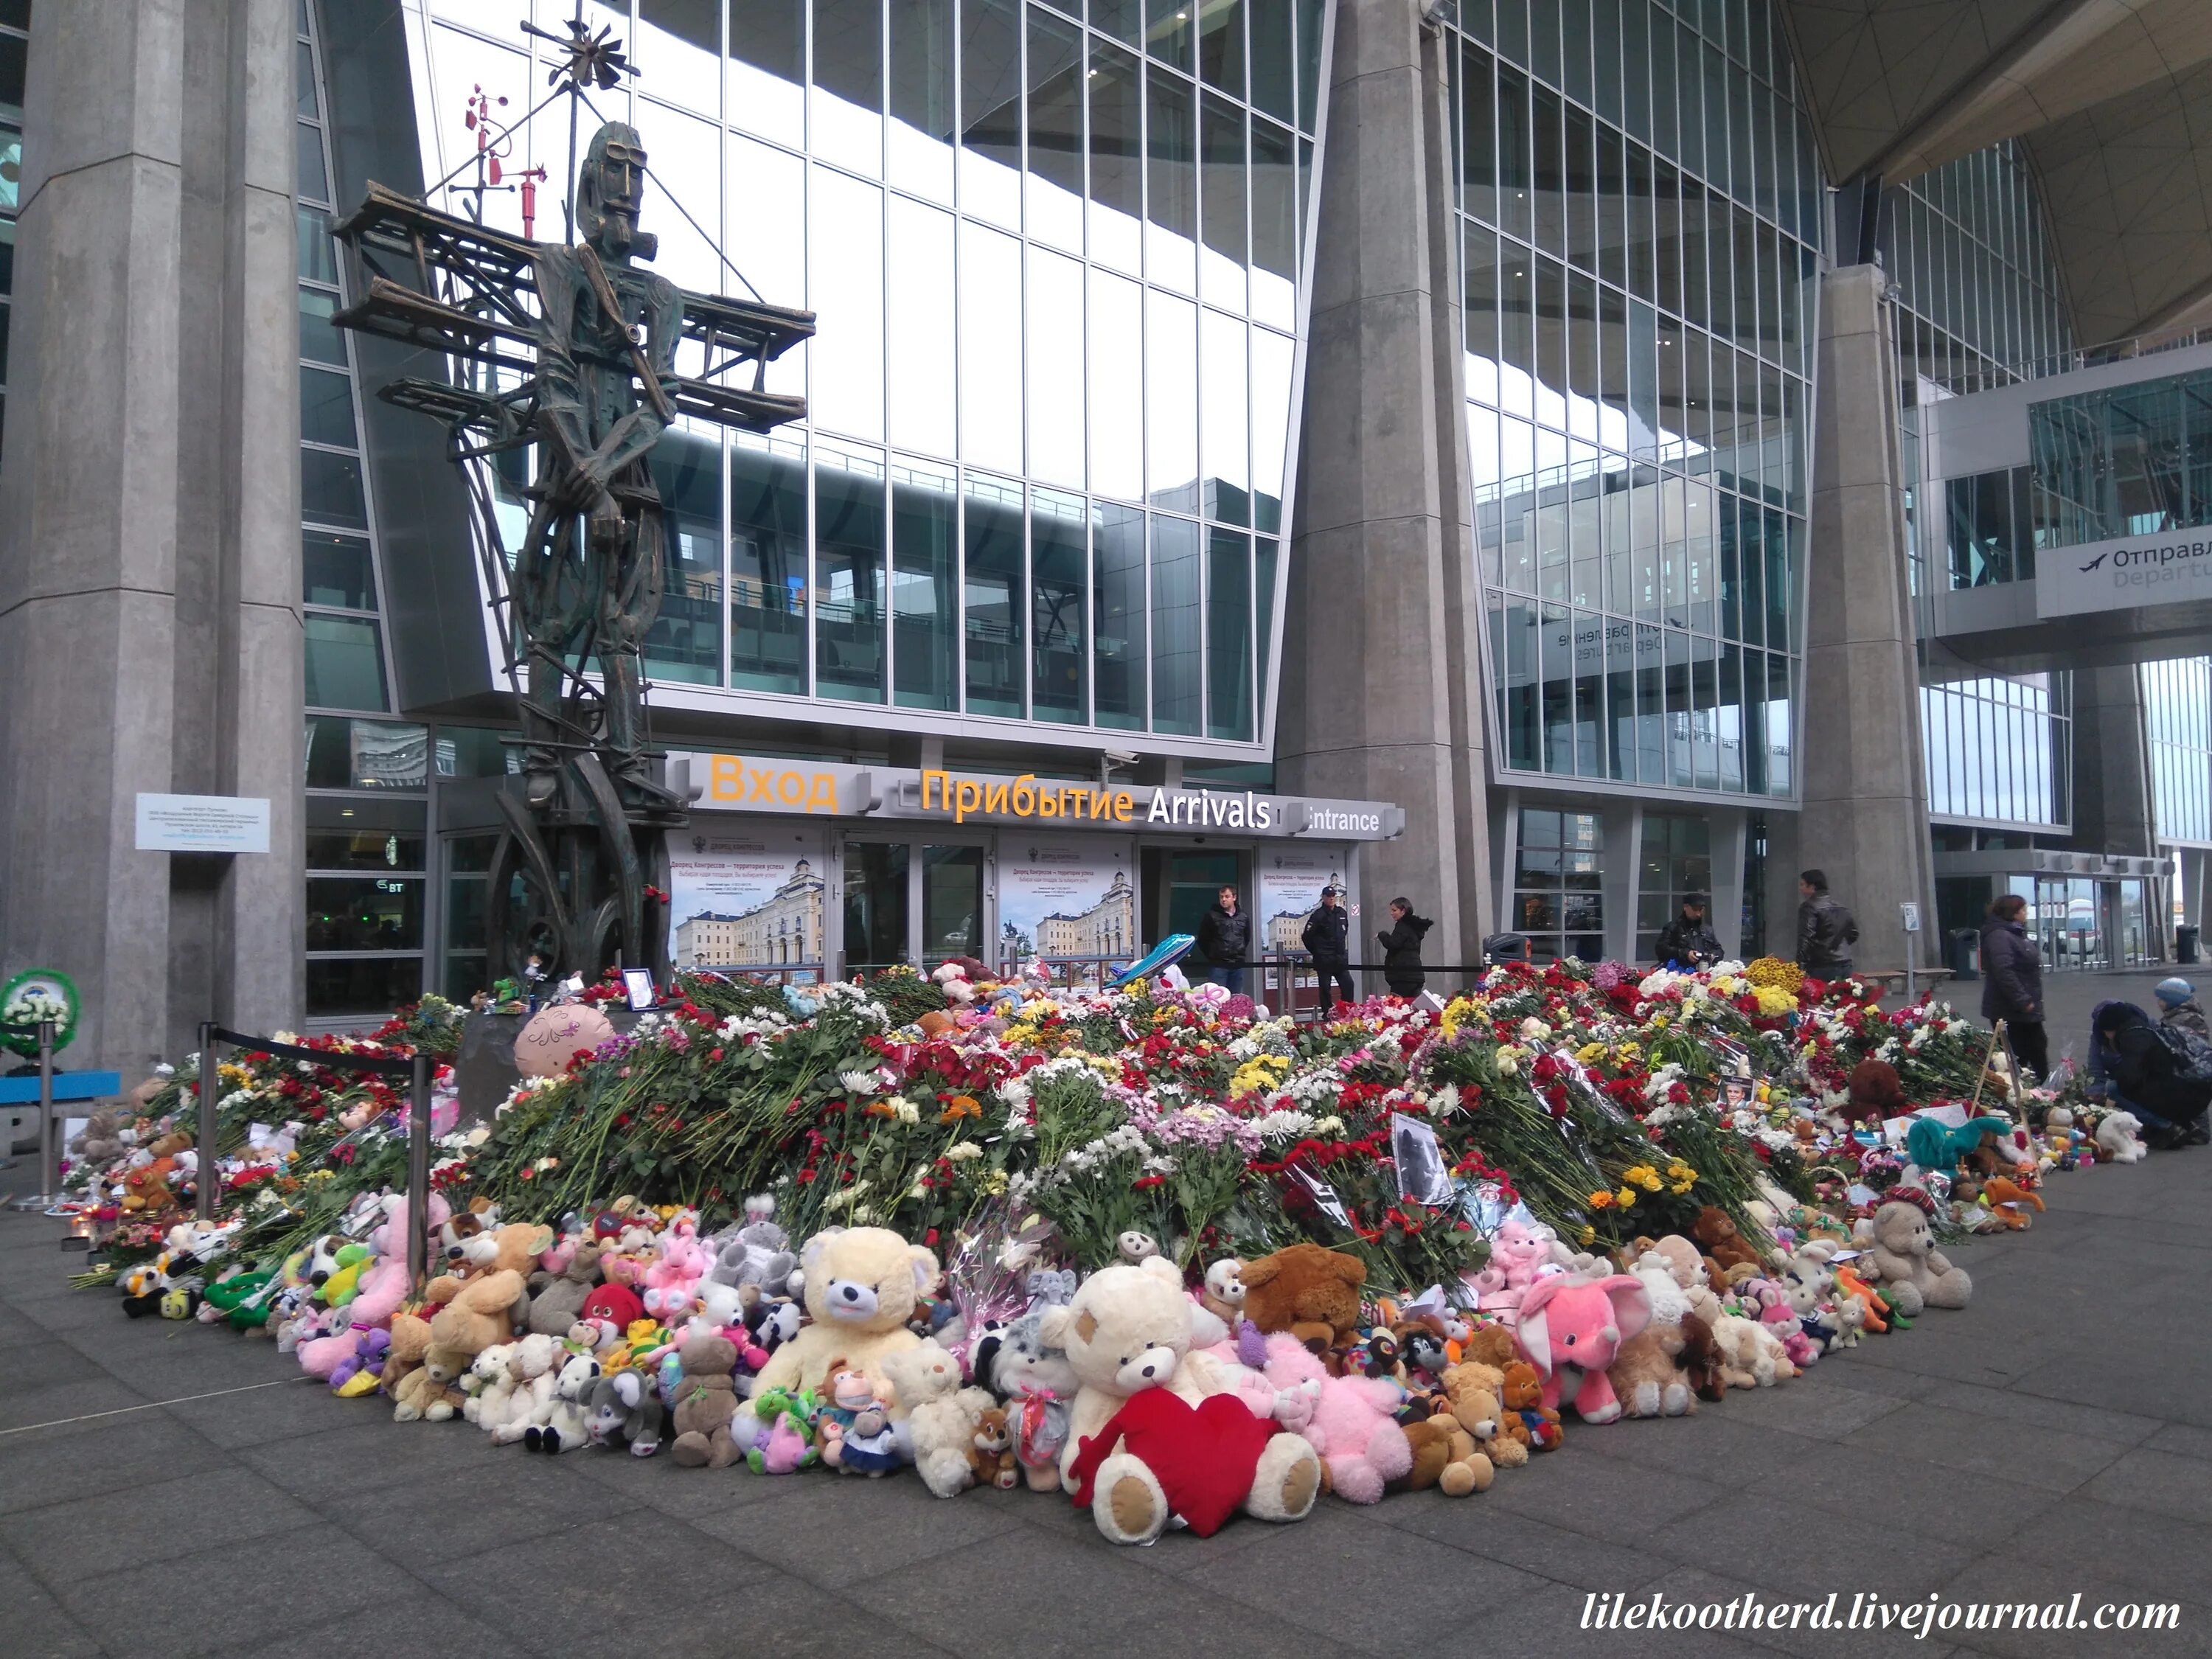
(1137, 849), (1246, 957)
(841, 839), (987, 973)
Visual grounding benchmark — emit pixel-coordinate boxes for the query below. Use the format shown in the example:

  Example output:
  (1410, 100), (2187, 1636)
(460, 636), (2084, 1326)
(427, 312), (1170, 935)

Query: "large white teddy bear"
(1040, 1256), (1320, 1545)
(751, 1225), (938, 1397)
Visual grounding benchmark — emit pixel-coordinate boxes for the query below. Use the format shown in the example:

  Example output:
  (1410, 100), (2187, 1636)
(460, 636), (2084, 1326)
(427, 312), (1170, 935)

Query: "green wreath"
(1, 968), (80, 1060)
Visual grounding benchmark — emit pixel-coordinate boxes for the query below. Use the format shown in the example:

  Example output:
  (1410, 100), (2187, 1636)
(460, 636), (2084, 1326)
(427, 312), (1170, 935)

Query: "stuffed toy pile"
(52, 956), (2138, 1543)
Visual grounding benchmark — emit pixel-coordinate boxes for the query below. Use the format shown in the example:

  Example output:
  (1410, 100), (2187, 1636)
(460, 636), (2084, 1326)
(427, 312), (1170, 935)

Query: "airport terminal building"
(4, 0), (2211, 1069)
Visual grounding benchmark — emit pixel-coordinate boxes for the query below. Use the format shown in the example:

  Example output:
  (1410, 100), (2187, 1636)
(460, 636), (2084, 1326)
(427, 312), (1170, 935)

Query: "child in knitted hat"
(2156, 978), (2208, 1039)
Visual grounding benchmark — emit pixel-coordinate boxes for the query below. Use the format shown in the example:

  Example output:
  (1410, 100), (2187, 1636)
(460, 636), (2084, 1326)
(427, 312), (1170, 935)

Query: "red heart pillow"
(1069, 1389), (1279, 1537)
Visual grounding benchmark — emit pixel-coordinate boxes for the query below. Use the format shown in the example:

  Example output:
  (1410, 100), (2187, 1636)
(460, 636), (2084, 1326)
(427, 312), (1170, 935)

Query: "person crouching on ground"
(2087, 999), (2212, 1150)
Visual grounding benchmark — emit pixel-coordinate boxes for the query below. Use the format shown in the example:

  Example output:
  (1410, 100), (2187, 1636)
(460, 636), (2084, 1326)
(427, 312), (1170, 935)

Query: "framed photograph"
(621, 968), (658, 1012)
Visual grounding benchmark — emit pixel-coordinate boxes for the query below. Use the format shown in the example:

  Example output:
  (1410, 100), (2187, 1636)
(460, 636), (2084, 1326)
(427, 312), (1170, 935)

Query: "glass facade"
(1635, 810), (1709, 961)
(302, 3), (420, 1018)
(1885, 139), (2081, 833)
(404, 0), (1325, 750)
(1880, 141), (2071, 394)
(2032, 366), (2212, 549)
(1921, 674), (2069, 829)
(1451, 0), (1819, 801)
(1510, 807), (1601, 962)
(2143, 658), (2212, 847)
(0, 0), (26, 453)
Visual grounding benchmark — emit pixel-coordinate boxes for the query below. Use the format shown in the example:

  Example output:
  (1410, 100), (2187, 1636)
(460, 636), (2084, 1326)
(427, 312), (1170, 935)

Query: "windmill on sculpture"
(330, 7), (813, 985)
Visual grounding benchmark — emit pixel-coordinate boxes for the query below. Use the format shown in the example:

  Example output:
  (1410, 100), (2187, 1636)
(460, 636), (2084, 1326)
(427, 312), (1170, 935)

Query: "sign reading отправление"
(134, 793), (272, 854)
(2036, 531), (2212, 618)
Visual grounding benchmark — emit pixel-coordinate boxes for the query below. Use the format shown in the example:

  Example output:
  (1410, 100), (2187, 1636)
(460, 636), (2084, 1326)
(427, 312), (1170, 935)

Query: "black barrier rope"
(205, 1028), (416, 1076)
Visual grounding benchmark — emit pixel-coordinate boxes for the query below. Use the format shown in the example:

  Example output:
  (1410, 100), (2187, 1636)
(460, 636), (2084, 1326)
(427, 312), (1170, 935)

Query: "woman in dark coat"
(2089, 1000), (2211, 1149)
(1978, 894), (2046, 1082)
(1377, 897), (1433, 998)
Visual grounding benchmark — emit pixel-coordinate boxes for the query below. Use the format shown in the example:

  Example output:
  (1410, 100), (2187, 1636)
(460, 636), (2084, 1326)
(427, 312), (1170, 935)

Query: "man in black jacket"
(1980, 894), (2047, 1082)
(1301, 886), (1354, 1011)
(1795, 869), (1858, 979)
(1652, 894), (1722, 969)
(1194, 885), (1251, 995)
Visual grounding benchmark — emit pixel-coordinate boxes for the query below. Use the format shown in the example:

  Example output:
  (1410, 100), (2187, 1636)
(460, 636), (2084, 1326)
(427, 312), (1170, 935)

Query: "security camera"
(1102, 750), (1140, 767)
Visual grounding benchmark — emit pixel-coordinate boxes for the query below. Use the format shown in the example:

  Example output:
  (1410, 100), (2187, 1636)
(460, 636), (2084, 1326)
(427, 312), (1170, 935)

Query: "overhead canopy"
(1781, 0), (2212, 346)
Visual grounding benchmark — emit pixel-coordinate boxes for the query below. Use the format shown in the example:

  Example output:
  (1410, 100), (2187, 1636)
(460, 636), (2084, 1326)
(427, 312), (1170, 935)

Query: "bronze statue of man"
(518, 120), (683, 807)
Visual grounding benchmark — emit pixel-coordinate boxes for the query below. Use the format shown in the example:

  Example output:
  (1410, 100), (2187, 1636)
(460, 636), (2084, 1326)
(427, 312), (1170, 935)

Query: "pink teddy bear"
(641, 1233), (709, 1323)
(1742, 1277), (1820, 1371)
(1465, 1218), (1558, 1321)
(1254, 1332), (1412, 1504)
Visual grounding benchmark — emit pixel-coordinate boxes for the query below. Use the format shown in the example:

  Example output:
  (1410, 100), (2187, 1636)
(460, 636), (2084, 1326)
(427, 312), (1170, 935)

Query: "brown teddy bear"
(1691, 1206), (1761, 1279)
(967, 1407), (1018, 1489)
(668, 1334), (744, 1469)
(1606, 1324), (1695, 1418)
(1439, 1361), (1529, 1471)
(1391, 1415), (1493, 1498)
(426, 1270), (529, 1357)
(1498, 1359), (1562, 1452)
(389, 1316), (469, 1423)
(1677, 1311), (1728, 1402)
(1239, 1244), (1367, 1354)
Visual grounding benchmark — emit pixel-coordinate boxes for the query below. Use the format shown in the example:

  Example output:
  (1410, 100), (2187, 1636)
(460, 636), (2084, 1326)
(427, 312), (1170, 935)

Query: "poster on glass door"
(665, 826), (827, 973)
(998, 838), (1137, 973)
(1257, 846), (1348, 959)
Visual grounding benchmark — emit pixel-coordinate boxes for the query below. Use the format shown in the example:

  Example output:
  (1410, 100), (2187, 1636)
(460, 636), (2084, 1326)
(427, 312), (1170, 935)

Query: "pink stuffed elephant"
(1514, 1273), (1651, 1425)
(1255, 1332), (1411, 1503)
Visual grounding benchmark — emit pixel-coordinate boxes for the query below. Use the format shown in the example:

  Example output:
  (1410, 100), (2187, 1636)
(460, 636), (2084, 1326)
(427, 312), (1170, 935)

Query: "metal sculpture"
(330, 23), (812, 985)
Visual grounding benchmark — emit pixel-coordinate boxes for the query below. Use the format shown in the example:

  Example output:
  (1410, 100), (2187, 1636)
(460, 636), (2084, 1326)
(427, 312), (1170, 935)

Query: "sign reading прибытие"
(133, 793), (271, 854)
(2036, 531), (2212, 618)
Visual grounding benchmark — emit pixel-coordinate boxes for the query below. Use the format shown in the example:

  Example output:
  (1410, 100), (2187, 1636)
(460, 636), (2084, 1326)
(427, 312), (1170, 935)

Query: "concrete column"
(1796, 265), (1935, 974)
(2070, 664), (2154, 857)
(1762, 809), (1802, 962)
(1599, 799), (1641, 962)
(1709, 806), (1749, 959)
(1279, 0), (1493, 968)
(0, 0), (299, 1074)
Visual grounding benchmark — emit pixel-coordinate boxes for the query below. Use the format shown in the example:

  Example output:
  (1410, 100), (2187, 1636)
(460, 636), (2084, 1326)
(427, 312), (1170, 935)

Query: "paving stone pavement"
(1, 1148), (2205, 1659)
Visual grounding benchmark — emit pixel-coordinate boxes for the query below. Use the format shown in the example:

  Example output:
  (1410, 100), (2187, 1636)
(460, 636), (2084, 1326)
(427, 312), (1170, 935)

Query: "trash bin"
(1946, 927), (1980, 981)
(2180, 925), (2201, 965)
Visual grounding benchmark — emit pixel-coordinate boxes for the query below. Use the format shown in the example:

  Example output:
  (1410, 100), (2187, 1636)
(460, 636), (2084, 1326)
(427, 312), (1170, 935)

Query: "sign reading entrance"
(134, 793), (271, 854)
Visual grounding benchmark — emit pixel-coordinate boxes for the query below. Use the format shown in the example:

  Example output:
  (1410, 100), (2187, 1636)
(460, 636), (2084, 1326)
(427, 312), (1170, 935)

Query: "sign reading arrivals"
(134, 793), (271, 854)
(679, 752), (1402, 841)
(2036, 531), (2212, 618)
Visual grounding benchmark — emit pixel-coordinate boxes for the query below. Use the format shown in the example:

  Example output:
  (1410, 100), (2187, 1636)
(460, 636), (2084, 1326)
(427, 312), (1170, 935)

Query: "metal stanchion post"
(407, 1051), (432, 1294)
(196, 1021), (218, 1223)
(8, 1019), (59, 1211)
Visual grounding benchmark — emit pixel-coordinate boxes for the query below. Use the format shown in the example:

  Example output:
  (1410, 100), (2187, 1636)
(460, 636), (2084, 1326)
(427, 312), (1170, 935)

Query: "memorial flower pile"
(48, 950), (2141, 1545)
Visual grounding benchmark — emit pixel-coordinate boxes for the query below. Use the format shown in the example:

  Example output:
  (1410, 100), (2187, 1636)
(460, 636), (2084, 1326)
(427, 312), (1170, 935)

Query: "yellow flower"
(1575, 1041), (1606, 1065)
(1578, 1225), (1596, 1245)
(1615, 1186), (1639, 1208)
(979, 1169), (1009, 1196)
(1623, 1164), (1662, 1192)
(1650, 1014), (1670, 1030)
